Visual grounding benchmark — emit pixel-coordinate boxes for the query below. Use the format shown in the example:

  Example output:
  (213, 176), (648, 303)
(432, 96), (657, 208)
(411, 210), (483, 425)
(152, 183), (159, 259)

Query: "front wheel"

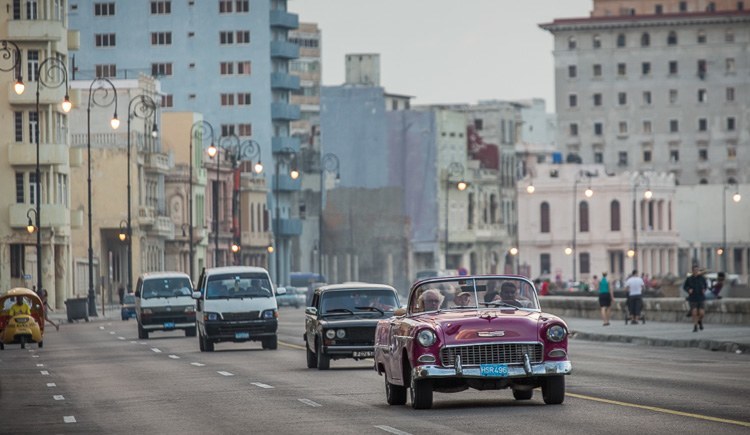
(262, 336), (278, 350)
(20, 335), (27, 349)
(385, 376), (407, 406)
(137, 323), (149, 339)
(306, 342), (316, 368)
(38, 340), (43, 349)
(410, 375), (433, 409)
(542, 376), (565, 405)
(185, 327), (197, 337)
(316, 340), (330, 370)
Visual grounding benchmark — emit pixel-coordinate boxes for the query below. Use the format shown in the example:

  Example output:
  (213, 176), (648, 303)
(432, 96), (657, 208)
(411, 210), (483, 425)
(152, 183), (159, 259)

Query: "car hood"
(418, 310), (542, 345)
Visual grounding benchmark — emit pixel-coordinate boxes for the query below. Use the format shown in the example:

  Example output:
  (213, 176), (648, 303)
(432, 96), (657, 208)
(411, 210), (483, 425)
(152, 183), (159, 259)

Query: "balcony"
(270, 41), (299, 59)
(271, 72), (300, 91)
(7, 142), (68, 166)
(143, 152), (171, 174)
(271, 136), (300, 154)
(9, 203), (69, 229)
(8, 19), (66, 43)
(138, 205), (156, 226)
(270, 10), (299, 29)
(271, 102), (300, 121)
(273, 218), (302, 237)
(151, 216), (174, 238)
(273, 174), (302, 192)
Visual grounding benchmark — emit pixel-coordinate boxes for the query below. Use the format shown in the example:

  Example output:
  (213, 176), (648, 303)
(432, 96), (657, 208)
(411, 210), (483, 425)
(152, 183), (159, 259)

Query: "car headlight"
(262, 309), (277, 319)
(184, 305), (195, 313)
(416, 329), (436, 347)
(142, 308), (153, 315)
(325, 329), (336, 339)
(336, 329), (346, 339)
(204, 312), (219, 321)
(546, 325), (567, 342)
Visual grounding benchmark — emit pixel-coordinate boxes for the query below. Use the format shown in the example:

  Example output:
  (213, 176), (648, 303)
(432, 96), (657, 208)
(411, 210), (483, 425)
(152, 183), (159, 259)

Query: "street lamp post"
(319, 153), (340, 276)
(87, 77), (120, 316)
(34, 56), (72, 295)
(126, 95), (157, 293)
(189, 121), (215, 281)
(207, 134), (240, 266)
(571, 171), (593, 284)
(228, 139), (263, 265)
(273, 148), (299, 284)
(720, 183), (742, 272)
(444, 162), (468, 269)
(629, 174), (652, 271)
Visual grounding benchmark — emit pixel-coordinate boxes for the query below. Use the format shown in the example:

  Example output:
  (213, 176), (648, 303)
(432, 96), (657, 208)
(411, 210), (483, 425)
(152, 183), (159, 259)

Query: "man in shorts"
(683, 265), (708, 332)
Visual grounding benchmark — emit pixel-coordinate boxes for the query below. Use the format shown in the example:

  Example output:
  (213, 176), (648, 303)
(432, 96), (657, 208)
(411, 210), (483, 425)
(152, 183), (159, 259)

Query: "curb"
(569, 330), (748, 354)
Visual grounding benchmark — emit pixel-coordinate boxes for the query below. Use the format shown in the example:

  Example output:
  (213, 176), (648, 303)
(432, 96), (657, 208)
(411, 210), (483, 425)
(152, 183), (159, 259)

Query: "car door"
(304, 292), (320, 351)
(385, 313), (408, 383)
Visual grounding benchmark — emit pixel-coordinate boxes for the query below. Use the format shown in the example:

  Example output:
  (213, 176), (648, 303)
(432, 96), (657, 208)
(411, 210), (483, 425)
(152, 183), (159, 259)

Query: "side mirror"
(394, 308), (407, 317)
(191, 291), (202, 300)
(305, 307), (318, 316)
(276, 286), (287, 296)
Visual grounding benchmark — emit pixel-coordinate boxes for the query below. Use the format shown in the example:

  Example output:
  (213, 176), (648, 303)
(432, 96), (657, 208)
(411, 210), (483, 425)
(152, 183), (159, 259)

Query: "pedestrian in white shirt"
(624, 270), (645, 324)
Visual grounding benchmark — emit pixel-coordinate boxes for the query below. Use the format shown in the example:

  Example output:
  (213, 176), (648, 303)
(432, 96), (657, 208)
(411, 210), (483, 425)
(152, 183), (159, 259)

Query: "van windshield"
(141, 278), (192, 299)
(205, 273), (273, 300)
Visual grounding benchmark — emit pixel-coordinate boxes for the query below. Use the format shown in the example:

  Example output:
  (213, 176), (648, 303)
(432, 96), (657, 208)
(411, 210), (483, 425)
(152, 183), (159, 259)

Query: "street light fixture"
(319, 153), (340, 276)
(118, 220), (128, 242)
(445, 162), (468, 269)
(1, 40), (25, 95)
(571, 171), (594, 284)
(26, 209), (37, 234)
(720, 183), (742, 272)
(125, 94), (157, 293)
(188, 121), (215, 281)
(273, 148), (299, 284)
(87, 77), (120, 316)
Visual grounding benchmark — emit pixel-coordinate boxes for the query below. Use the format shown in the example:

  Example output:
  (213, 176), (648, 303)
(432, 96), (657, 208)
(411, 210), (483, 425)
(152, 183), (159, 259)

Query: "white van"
(192, 266), (285, 352)
(134, 272), (195, 339)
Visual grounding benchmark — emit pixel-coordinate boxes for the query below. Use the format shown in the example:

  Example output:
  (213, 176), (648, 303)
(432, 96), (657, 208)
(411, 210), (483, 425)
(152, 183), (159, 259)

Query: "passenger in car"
(416, 289), (444, 313)
(453, 291), (473, 307)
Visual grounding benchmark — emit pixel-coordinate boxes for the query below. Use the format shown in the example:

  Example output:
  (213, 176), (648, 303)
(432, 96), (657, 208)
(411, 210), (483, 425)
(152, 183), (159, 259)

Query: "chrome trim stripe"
(412, 361), (572, 380)
(441, 340), (542, 349)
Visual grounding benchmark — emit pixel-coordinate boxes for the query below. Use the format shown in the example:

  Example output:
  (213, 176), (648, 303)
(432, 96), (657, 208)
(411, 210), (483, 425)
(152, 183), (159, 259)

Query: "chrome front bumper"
(412, 360), (572, 381)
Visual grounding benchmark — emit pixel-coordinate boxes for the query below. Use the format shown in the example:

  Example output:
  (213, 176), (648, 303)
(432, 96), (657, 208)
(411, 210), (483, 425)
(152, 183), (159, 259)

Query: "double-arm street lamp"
(188, 121), (215, 280)
(207, 134), (240, 266)
(444, 162), (468, 269)
(87, 78), (120, 316)
(1, 40), (25, 94)
(227, 139), (263, 264)
(719, 183), (742, 272)
(273, 148), (299, 284)
(628, 174), (653, 271)
(570, 171), (593, 284)
(125, 95), (158, 293)
(319, 153), (340, 276)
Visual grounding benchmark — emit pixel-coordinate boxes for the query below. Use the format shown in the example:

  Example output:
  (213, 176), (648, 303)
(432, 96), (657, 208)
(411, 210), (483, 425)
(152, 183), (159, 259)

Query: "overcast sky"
(288, 0), (592, 111)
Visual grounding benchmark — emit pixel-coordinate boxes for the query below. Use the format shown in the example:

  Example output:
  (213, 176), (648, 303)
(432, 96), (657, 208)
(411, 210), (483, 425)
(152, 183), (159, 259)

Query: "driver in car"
(499, 282), (529, 308)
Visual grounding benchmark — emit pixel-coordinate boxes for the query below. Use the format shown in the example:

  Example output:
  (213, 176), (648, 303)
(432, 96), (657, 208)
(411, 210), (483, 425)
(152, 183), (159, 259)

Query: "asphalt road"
(1, 306), (748, 434)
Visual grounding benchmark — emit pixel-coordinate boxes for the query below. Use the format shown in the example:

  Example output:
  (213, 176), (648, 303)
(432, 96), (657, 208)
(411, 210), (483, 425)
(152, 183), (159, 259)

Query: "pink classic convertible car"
(373, 275), (571, 409)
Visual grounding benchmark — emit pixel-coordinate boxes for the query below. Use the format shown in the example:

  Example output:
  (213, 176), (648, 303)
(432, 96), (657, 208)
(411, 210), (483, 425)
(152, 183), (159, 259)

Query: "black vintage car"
(304, 283), (401, 370)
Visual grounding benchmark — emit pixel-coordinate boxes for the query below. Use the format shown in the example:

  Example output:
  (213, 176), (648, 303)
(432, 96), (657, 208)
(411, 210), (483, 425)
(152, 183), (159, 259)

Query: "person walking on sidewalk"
(40, 288), (60, 331)
(598, 272), (614, 326)
(683, 265), (708, 332)
(624, 270), (645, 324)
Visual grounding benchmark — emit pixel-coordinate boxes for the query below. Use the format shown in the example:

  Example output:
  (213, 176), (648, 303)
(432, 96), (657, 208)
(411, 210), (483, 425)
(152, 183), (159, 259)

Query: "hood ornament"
(478, 330), (505, 337)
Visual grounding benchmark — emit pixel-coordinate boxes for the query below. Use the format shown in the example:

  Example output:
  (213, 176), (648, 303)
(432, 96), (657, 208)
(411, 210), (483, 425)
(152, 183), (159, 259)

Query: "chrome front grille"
(222, 311), (260, 321)
(440, 343), (543, 367)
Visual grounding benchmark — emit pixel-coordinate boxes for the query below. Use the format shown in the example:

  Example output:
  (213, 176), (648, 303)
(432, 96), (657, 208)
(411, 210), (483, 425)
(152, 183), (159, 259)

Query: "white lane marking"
(40, 371), (50, 375)
(375, 425), (413, 435)
(191, 362), (205, 367)
(53, 395), (65, 401)
(63, 416), (76, 423)
(98, 326), (105, 330)
(109, 331), (116, 335)
(138, 341), (148, 345)
(36, 364), (44, 367)
(168, 355), (180, 359)
(130, 341), (138, 344)
(217, 371), (234, 376)
(251, 382), (274, 389)
(151, 348), (162, 353)
(32, 355), (39, 358)
(47, 383), (56, 387)
(118, 337), (125, 340)
(298, 398), (322, 407)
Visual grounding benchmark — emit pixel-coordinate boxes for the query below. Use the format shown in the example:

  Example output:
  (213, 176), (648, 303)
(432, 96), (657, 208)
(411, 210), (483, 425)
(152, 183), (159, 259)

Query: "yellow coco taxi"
(0, 288), (45, 350)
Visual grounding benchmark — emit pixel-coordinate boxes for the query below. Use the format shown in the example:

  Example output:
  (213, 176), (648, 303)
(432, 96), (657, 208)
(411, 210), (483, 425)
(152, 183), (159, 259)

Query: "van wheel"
(306, 343), (316, 368)
(38, 341), (43, 349)
(262, 336), (278, 350)
(185, 327), (196, 337)
(198, 330), (205, 351)
(20, 336), (27, 349)
(199, 330), (214, 352)
(316, 340), (330, 370)
(137, 323), (149, 339)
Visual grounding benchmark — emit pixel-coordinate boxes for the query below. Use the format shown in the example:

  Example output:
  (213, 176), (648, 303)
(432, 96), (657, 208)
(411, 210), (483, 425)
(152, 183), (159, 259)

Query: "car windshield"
(123, 294), (136, 304)
(205, 273), (273, 300)
(141, 277), (192, 299)
(410, 277), (540, 314)
(320, 289), (399, 316)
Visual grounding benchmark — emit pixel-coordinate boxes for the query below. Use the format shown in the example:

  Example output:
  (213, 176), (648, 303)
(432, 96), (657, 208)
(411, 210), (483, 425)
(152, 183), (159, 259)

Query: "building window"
(236, 31), (250, 44)
(29, 173), (37, 205)
(568, 94), (577, 108)
(540, 202), (550, 233)
(220, 62), (234, 75)
(642, 91), (652, 105)
(669, 89), (678, 104)
(667, 31), (678, 45)
(670, 149), (679, 163)
(593, 64), (602, 77)
(593, 93), (602, 106)
(237, 93), (252, 105)
(655, 4), (663, 13)
(150, 0), (171, 14)
(151, 62), (172, 76)
(610, 200), (621, 231)
(579, 201), (589, 232)
(16, 173), (24, 203)
(10, 245), (24, 278)
(616, 34), (626, 47)
(725, 29), (735, 42)
(28, 111), (38, 144)
(580, 253), (590, 274)
(592, 34), (601, 48)
(14, 111), (23, 142)
(698, 149), (708, 161)
(151, 32), (172, 45)
(726, 87), (735, 102)
(618, 152), (628, 166)
(221, 124), (235, 136)
(219, 0), (232, 13)
(594, 122), (603, 136)
(641, 33), (650, 47)
(94, 2), (115, 16)
(669, 120), (679, 133)
(618, 92), (627, 106)
(643, 149), (652, 162)
(237, 61), (251, 75)
(641, 62), (651, 75)
(698, 118), (708, 131)
(569, 123), (578, 136)
(643, 120), (652, 133)
(697, 59), (707, 79)
(617, 63), (626, 76)
(235, 0), (249, 12)
(220, 31), (234, 44)
(95, 33), (116, 47)
(727, 117), (736, 131)
(27, 50), (39, 82)
(220, 93), (235, 106)
(95, 64), (116, 78)
(568, 36), (576, 50)
(698, 89), (707, 103)
(568, 65), (577, 78)
(161, 94), (173, 108)
(728, 146), (737, 159)
(594, 152), (603, 163)
(238, 123), (252, 136)
(540, 254), (551, 275)
(697, 30), (706, 43)
(679, 1), (688, 11)
(726, 58), (735, 73)
(619, 121), (628, 134)
(669, 61), (678, 75)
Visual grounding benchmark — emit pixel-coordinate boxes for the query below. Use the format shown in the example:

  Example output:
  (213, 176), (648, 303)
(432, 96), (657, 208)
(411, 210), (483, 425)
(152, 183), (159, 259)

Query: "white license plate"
(353, 351), (374, 358)
(235, 332), (250, 339)
(480, 363), (509, 377)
